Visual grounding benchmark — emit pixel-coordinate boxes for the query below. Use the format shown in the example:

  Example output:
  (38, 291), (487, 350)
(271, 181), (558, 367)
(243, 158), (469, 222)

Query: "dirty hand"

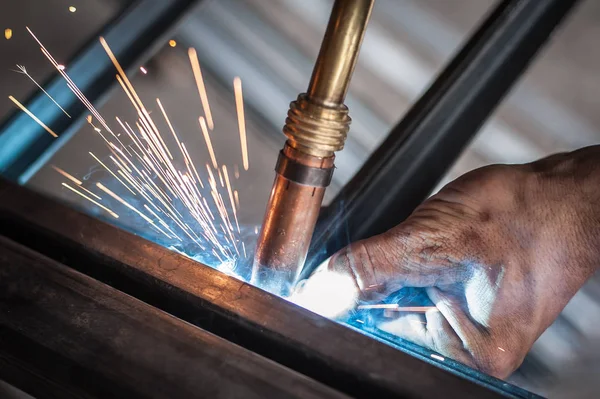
(294, 146), (600, 378)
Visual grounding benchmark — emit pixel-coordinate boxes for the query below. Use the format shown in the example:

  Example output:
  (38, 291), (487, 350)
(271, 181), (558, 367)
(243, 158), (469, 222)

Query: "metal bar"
(0, 236), (348, 399)
(0, 179), (530, 398)
(0, 0), (199, 182)
(307, 0), (580, 270)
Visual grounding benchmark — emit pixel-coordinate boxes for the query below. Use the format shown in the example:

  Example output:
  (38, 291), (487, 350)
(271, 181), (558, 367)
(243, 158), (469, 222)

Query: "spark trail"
(14, 65), (71, 117)
(11, 28), (251, 267)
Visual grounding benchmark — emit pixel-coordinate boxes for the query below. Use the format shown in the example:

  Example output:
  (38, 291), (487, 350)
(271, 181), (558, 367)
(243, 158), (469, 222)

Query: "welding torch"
(252, 0), (374, 296)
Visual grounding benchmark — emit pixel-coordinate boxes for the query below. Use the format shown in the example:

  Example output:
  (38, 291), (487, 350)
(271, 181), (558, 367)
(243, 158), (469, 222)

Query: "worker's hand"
(293, 146), (600, 379)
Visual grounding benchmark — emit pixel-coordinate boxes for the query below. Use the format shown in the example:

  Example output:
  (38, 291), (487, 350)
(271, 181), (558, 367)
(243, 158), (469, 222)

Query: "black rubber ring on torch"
(275, 151), (334, 187)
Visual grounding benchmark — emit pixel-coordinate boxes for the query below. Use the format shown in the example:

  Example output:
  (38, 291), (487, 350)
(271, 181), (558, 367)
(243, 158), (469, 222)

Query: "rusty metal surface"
(0, 235), (349, 399)
(0, 179), (516, 398)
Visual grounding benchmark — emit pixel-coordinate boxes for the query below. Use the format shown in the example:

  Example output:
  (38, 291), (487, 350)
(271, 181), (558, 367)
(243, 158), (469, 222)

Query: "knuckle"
(330, 240), (383, 292)
(329, 246), (355, 276)
(475, 350), (521, 379)
(409, 226), (465, 268)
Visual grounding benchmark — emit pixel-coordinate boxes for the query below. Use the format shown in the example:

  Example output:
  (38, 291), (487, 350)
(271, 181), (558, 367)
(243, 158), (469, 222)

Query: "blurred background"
(1, 0), (599, 397)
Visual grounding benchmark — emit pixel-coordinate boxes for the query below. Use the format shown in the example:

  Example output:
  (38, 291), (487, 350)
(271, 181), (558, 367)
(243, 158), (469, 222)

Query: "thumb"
(291, 223), (470, 317)
(325, 225), (470, 297)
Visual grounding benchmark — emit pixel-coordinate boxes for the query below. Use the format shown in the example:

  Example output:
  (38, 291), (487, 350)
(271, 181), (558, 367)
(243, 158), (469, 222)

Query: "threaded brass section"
(283, 94), (352, 158)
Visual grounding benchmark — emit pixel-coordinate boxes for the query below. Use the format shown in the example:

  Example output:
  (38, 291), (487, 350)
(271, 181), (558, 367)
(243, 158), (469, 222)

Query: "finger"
(426, 287), (483, 353)
(377, 307), (476, 368)
(425, 287), (503, 375)
(377, 312), (430, 348)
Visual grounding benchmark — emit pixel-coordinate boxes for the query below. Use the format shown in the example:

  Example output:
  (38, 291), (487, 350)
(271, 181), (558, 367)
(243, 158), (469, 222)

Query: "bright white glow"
(431, 354), (445, 362)
(217, 259), (236, 275)
(290, 264), (358, 319)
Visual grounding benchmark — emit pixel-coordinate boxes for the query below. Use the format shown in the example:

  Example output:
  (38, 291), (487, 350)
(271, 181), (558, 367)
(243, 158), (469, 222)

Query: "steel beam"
(0, 236), (348, 399)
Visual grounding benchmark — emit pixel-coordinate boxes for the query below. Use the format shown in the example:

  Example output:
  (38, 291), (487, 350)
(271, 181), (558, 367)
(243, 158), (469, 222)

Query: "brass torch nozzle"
(252, 0), (374, 296)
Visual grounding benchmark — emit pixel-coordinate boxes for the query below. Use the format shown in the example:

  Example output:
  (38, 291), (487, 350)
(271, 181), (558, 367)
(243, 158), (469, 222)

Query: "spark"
(430, 354), (445, 362)
(27, 28), (116, 143)
(203, 197), (215, 221)
(223, 165), (240, 233)
(117, 169), (140, 194)
(96, 183), (165, 235)
(188, 48), (214, 130)
(8, 95), (58, 137)
(169, 39), (177, 47)
(24, 30), (246, 266)
(15, 65), (71, 117)
(180, 142), (204, 189)
(52, 165), (82, 185)
(498, 347), (506, 352)
(86, 116), (109, 143)
(57, 64), (66, 70)
(357, 304), (438, 312)
(101, 37), (173, 160)
(199, 116), (218, 169)
(234, 164), (240, 179)
(140, 66), (148, 74)
(69, 6), (77, 13)
(5, 29), (12, 40)
(234, 190), (240, 211)
(233, 77), (249, 170)
(206, 164), (217, 188)
(90, 152), (136, 195)
(156, 98), (185, 157)
(62, 183), (118, 219)
(144, 204), (181, 241)
(218, 168), (225, 188)
(52, 165), (102, 200)
(109, 147), (132, 173)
